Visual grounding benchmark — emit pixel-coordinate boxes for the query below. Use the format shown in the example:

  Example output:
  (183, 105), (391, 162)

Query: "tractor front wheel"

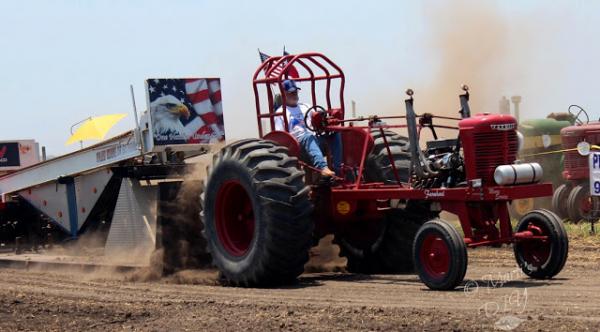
(202, 139), (313, 287)
(514, 209), (568, 279)
(551, 183), (571, 220)
(413, 219), (467, 290)
(566, 183), (593, 222)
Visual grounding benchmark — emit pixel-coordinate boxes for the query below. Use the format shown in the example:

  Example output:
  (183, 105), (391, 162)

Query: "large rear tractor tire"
(551, 183), (571, 220)
(201, 139), (313, 287)
(365, 128), (411, 184)
(566, 183), (592, 223)
(514, 209), (568, 279)
(413, 218), (468, 290)
(336, 129), (432, 274)
(336, 208), (423, 274)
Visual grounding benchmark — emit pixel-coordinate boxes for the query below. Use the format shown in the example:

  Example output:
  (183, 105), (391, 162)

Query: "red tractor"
(200, 53), (568, 290)
(552, 106), (600, 222)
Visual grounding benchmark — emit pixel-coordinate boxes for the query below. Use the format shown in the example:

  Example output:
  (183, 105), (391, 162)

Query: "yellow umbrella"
(66, 113), (127, 145)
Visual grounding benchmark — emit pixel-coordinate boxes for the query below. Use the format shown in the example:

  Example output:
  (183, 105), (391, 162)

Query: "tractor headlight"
(577, 141), (591, 156)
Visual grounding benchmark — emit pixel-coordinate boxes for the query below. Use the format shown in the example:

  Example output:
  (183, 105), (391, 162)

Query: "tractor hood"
(458, 113), (517, 132)
(561, 122), (600, 137)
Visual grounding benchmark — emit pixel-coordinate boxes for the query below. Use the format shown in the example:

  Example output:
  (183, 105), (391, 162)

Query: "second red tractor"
(552, 106), (600, 222)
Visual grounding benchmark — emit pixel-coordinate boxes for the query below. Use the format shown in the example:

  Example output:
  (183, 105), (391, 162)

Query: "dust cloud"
(378, 1), (517, 139)
(158, 160), (212, 276)
(417, 1), (511, 118)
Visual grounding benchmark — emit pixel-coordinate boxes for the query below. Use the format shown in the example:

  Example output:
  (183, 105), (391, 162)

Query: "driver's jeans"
(297, 132), (342, 174)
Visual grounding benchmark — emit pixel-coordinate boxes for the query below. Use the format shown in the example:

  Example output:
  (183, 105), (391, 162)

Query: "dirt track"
(1, 240), (600, 331)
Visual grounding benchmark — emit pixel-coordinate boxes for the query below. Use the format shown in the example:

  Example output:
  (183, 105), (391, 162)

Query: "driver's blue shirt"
(274, 103), (342, 173)
(274, 103), (313, 139)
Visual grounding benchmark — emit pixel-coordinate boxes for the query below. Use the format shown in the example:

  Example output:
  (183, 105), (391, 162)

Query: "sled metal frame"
(0, 126), (211, 199)
(0, 131), (141, 197)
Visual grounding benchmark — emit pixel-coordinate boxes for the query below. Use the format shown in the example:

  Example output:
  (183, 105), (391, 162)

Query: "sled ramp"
(104, 178), (158, 265)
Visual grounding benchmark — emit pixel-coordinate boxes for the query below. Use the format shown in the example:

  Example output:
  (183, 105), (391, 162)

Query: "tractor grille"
(562, 135), (587, 170)
(473, 131), (518, 184)
(564, 151), (587, 170)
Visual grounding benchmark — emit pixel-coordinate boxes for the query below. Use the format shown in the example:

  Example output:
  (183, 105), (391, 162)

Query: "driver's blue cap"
(283, 79), (301, 93)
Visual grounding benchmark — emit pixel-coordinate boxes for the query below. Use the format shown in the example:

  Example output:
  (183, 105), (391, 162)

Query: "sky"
(1, 0), (600, 155)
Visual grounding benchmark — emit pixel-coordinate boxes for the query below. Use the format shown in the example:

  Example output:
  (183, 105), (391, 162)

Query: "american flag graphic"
(147, 78), (225, 145)
(258, 49), (299, 79)
(259, 50), (270, 63)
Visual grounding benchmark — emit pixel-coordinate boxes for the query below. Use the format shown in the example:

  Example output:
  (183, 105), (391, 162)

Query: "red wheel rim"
(519, 222), (551, 268)
(580, 195), (592, 215)
(215, 180), (255, 257)
(419, 233), (451, 280)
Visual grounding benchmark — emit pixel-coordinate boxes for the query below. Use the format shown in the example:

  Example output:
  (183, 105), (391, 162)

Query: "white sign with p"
(589, 152), (600, 196)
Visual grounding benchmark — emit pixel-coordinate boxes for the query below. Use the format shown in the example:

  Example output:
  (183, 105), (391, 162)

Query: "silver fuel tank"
(493, 162), (543, 186)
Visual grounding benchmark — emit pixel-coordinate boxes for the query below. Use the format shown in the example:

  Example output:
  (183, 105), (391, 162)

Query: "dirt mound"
(305, 235), (346, 273)
(163, 269), (220, 285)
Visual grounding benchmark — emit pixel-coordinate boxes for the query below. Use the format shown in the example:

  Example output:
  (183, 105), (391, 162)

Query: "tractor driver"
(274, 79), (342, 177)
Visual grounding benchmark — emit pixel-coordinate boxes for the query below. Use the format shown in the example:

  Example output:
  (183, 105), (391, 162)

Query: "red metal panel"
(263, 131), (300, 158)
(339, 127), (374, 174)
(330, 183), (553, 201)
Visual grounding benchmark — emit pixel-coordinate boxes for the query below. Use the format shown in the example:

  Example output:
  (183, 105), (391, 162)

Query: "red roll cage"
(251, 52), (466, 185)
(252, 52), (346, 137)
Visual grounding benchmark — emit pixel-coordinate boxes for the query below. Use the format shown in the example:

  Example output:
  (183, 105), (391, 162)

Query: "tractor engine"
(414, 113), (520, 189)
(414, 139), (465, 189)
(458, 113), (519, 186)
(561, 123), (600, 180)
(406, 89), (520, 189)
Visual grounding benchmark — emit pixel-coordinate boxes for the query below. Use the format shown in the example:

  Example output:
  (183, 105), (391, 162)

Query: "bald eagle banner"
(146, 78), (225, 146)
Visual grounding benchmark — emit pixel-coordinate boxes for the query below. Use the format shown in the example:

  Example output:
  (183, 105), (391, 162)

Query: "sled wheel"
(567, 183), (592, 223)
(551, 183), (571, 219)
(514, 209), (568, 279)
(202, 139), (313, 287)
(413, 219), (467, 290)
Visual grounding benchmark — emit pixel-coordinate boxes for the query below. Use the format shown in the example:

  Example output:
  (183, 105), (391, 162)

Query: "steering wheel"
(304, 105), (328, 134)
(568, 104), (589, 125)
